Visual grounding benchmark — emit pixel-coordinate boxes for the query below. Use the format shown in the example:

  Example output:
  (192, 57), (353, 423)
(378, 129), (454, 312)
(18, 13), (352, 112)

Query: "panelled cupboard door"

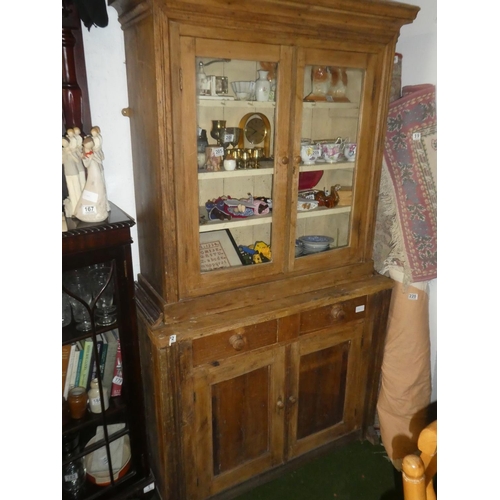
(191, 347), (286, 499)
(176, 33), (293, 299)
(286, 322), (365, 460)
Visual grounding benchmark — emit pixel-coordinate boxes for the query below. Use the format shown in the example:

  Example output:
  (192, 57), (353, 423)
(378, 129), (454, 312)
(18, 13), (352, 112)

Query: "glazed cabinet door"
(62, 246), (151, 499)
(190, 344), (286, 499)
(286, 314), (366, 460)
(174, 30), (293, 299)
(290, 47), (382, 272)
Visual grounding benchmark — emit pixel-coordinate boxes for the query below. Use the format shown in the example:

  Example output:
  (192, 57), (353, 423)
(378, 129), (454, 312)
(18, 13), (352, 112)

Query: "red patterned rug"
(374, 84), (437, 284)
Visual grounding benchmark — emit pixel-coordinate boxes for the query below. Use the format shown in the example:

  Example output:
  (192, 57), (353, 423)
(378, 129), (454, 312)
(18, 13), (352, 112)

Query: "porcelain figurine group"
(62, 126), (110, 223)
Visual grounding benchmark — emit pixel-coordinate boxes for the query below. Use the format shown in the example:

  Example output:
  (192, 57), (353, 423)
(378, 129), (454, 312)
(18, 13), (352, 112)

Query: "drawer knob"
(228, 334), (245, 351)
(331, 306), (346, 320)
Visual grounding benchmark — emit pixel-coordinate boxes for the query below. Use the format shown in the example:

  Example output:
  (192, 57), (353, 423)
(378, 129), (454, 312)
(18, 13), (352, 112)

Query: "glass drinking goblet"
(221, 127), (241, 155)
(62, 292), (72, 327)
(210, 120), (226, 146)
(63, 270), (93, 332)
(90, 266), (117, 326)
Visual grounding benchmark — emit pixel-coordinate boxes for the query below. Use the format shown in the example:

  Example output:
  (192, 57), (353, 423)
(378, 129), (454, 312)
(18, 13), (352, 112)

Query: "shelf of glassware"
(197, 98), (359, 112)
(198, 160), (354, 180)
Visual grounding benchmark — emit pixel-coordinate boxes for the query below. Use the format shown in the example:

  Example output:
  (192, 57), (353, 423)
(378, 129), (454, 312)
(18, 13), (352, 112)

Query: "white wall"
(81, 0), (438, 399)
(81, 10), (139, 275)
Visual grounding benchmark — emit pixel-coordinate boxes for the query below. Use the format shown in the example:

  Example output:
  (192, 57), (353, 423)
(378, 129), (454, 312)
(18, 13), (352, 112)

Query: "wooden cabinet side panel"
(137, 318), (180, 500)
(122, 13), (170, 300)
(361, 288), (392, 434)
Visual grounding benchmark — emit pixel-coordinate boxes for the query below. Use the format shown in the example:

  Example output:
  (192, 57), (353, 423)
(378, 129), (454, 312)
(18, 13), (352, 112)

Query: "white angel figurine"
(66, 128), (86, 190)
(62, 135), (85, 217)
(90, 126), (110, 211)
(73, 136), (109, 223)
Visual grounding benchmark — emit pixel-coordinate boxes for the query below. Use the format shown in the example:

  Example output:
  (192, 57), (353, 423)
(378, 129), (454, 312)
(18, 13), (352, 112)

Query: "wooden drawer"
(299, 296), (367, 335)
(192, 319), (278, 367)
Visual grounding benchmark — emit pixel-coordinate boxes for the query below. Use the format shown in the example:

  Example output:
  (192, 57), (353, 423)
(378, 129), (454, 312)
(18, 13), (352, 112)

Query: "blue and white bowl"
(299, 235), (334, 253)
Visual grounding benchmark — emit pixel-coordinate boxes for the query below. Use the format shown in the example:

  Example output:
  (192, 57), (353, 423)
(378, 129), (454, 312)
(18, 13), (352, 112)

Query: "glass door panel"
(294, 56), (365, 263)
(196, 56), (278, 271)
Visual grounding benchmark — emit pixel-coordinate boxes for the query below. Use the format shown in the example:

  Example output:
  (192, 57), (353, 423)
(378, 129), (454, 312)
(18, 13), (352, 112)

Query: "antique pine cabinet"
(108, 0), (419, 498)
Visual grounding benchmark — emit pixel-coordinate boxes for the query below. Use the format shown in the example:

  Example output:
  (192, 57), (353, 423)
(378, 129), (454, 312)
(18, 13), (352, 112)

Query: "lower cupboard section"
(136, 282), (392, 500)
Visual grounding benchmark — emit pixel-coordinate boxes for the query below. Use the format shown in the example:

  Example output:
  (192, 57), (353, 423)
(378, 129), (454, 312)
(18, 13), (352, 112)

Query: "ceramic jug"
(255, 70), (271, 102)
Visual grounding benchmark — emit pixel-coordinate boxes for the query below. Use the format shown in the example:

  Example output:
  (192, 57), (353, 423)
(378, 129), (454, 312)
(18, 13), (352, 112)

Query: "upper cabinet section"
(111, 0), (419, 304)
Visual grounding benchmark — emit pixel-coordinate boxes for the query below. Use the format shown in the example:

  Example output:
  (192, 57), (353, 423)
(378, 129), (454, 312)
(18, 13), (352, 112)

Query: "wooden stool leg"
(402, 454), (426, 500)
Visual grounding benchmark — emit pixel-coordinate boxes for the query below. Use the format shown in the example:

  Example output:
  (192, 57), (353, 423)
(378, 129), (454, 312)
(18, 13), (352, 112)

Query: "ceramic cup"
(223, 159), (237, 171)
(300, 144), (321, 165)
(344, 142), (357, 162)
(322, 142), (344, 163)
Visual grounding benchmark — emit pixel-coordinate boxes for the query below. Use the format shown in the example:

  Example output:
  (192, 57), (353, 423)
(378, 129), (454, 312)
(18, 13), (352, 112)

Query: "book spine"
(78, 338), (93, 388)
(90, 338), (103, 384)
(111, 339), (123, 397)
(99, 341), (108, 379)
(62, 344), (72, 395)
(74, 347), (84, 389)
(103, 330), (119, 393)
(63, 343), (77, 399)
(66, 344), (80, 395)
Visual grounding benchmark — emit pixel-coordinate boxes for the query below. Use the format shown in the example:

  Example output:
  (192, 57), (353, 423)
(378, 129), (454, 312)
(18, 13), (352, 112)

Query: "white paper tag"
(213, 147), (224, 157)
(82, 205), (97, 214)
(169, 334), (177, 346)
(112, 375), (123, 386)
(355, 305), (365, 313)
(412, 132), (421, 141)
(82, 189), (99, 203)
(408, 293), (418, 300)
(144, 483), (155, 493)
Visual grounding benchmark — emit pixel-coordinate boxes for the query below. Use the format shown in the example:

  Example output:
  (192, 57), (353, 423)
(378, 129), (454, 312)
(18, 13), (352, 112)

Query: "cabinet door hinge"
(179, 68), (183, 91)
(123, 260), (128, 278)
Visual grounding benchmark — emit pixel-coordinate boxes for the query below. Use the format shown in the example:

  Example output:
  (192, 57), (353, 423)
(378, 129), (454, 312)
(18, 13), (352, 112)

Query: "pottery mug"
(344, 142), (357, 162)
(300, 144), (321, 164)
(322, 142), (344, 163)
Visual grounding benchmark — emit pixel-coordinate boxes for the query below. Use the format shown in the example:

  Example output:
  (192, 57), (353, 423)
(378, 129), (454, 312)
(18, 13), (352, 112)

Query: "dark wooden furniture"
(62, 202), (155, 499)
(109, 1), (420, 499)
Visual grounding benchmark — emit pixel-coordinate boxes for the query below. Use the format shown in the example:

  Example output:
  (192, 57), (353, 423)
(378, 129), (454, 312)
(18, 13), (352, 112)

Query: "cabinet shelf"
(197, 99), (276, 109)
(199, 212), (272, 231)
(198, 166), (273, 179)
(299, 161), (355, 172)
(297, 205), (351, 219)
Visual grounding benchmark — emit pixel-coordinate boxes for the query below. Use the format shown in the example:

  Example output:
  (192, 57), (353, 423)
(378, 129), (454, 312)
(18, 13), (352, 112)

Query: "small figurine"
(73, 135), (109, 223)
(62, 131), (85, 217)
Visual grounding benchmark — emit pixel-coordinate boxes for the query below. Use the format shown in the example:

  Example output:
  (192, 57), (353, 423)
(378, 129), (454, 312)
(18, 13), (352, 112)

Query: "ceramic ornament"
(73, 128), (110, 223)
(90, 126), (110, 212)
(62, 128), (86, 217)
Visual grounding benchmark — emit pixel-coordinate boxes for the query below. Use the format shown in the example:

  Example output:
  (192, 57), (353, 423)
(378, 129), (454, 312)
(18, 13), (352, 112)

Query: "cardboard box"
(337, 186), (352, 206)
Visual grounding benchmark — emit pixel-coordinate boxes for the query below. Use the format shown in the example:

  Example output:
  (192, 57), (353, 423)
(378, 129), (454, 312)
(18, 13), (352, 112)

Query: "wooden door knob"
(281, 156), (289, 164)
(276, 397), (285, 409)
(121, 107), (131, 117)
(288, 396), (297, 405)
(228, 334), (245, 351)
(330, 306), (346, 320)
(294, 156), (301, 164)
